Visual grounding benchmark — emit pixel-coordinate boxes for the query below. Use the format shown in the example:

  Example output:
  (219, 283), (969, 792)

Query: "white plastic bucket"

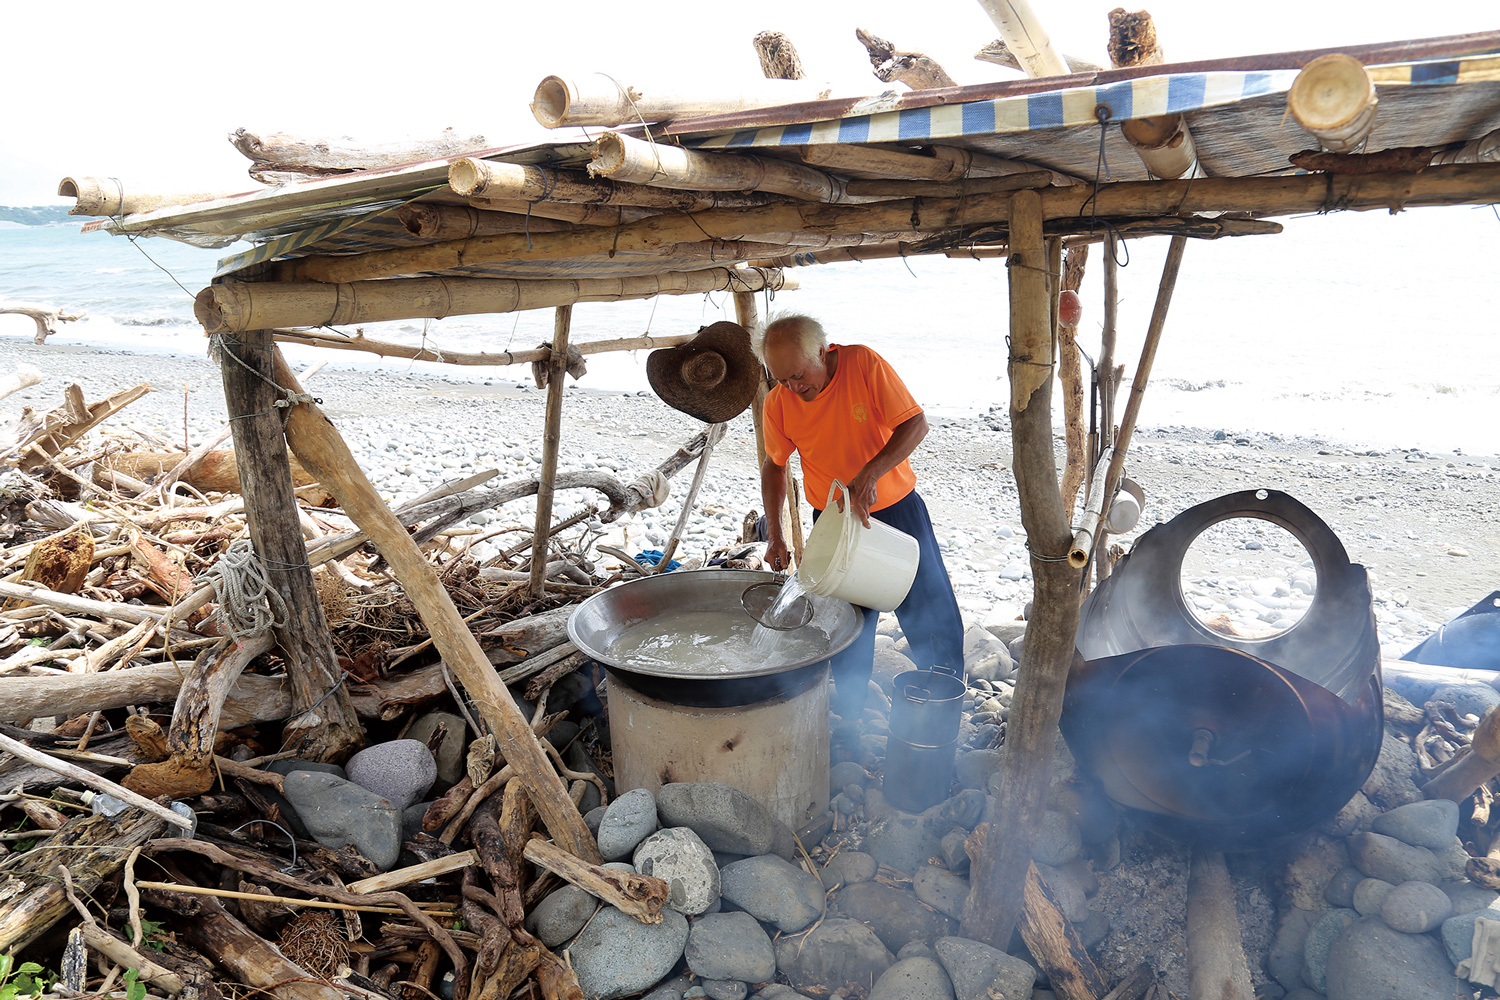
(798, 480), (920, 611)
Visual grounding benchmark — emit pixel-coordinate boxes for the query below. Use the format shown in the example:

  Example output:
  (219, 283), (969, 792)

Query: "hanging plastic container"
(799, 480), (919, 611)
(883, 668), (966, 813)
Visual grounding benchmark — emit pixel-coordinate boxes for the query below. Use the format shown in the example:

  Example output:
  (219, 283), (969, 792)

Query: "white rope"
(204, 539), (288, 643)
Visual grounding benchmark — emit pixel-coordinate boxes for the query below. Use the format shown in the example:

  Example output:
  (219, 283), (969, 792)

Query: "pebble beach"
(5, 335), (1492, 661)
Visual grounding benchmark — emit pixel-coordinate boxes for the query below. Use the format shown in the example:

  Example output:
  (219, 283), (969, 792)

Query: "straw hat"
(646, 321), (761, 423)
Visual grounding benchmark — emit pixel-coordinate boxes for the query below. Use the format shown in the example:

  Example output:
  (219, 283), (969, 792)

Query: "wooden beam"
(278, 165), (1491, 286)
(590, 133), (864, 203)
(961, 188), (1081, 949)
(270, 329), (695, 367)
(266, 349), (602, 863)
(197, 269), (795, 333)
(530, 307), (571, 598)
(215, 330), (364, 763)
(449, 158), (783, 211)
(530, 75), (835, 128)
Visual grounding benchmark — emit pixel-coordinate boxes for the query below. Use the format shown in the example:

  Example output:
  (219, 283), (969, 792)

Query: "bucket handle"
(820, 478), (862, 584)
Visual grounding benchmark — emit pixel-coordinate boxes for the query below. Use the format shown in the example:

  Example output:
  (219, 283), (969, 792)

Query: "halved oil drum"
(1064, 490), (1383, 848)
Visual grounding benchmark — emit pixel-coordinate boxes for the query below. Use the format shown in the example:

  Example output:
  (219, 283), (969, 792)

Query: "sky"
(2, 0), (1495, 206)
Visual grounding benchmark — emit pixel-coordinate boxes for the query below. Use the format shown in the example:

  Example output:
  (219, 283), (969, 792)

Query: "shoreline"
(1, 335), (1495, 656)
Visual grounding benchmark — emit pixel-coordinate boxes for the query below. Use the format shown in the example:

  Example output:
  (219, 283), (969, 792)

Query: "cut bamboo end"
(448, 158), (491, 198)
(56, 177), (234, 218)
(976, 0), (1071, 78)
(1288, 54), (1379, 153)
(1120, 114), (1201, 180)
(532, 76), (577, 128)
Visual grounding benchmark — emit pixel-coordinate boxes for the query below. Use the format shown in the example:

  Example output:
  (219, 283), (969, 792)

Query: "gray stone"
(1370, 799), (1461, 850)
(1432, 837), (1473, 881)
(702, 981), (747, 1000)
(633, 827), (720, 916)
(1077, 909), (1109, 950)
(834, 880), (958, 953)
(823, 850), (878, 887)
(684, 912), (776, 984)
(401, 801), (429, 842)
(344, 740), (438, 813)
(1301, 907), (1357, 994)
(869, 957), (956, 1000)
(934, 936), (1036, 1000)
(830, 761), (869, 792)
(1325, 915), (1458, 1000)
(1379, 880), (1453, 933)
(1323, 867), (1364, 908)
(598, 787), (658, 861)
(941, 830), (971, 873)
(936, 789), (987, 833)
(898, 941), (937, 961)
(864, 811), (944, 875)
(1360, 730), (1424, 811)
(569, 906), (689, 1000)
(1268, 907), (1319, 993)
(282, 770), (402, 871)
(1031, 811), (1082, 867)
(268, 758), (345, 779)
(954, 750), (1004, 791)
(640, 974), (692, 1000)
(525, 885), (597, 948)
(1034, 863), (1088, 923)
(657, 782), (777, 856)
(403, 711), (466, 792)
(1440, 904), (1500, 965)
(913, 864), (970, 921)
(797, 811), (833, 848)
(1442, 880), (1499, 916)
(749, 987), (801, 1000)
(774, 916), (893, 992)
(720, 855), (825, 933)
(1283, 991), (1325, 1000)
(1352, 877), (1395, 916)
(585, 805), (606, 835)
(1432, 681), (1500, 719)
(1323, 790), (1383, 838)
(1346, 831), (1442, 884)
(1282, 835), (1349, 911)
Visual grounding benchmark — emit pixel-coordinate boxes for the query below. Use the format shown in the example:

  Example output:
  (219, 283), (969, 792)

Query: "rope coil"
(204, 539), (289, 643)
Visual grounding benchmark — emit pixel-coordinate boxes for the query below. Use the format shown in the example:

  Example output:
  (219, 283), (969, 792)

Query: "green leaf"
(0, 985), (17, 1000)
(124, 968), (146, 1000)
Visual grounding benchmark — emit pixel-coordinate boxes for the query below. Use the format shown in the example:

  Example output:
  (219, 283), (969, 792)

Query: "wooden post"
(215, 330), (364, 763)
(1186, 847), (1255, 1000)
(1096, 236), (1188, 557)
(1093, 234), (1121, 584)
(266, 349), (601, 864)
(961, 188), (1082, 949)
(1055, 243), (1090, 523)
(530, 306), (572, 598)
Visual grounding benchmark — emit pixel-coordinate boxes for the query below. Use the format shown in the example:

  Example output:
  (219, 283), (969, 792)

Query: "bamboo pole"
(1186, 847), (1255, 1000)
(792, 145), (970, 182)
(1095, 236), (1188, 566)
(448, 158), (781, 211)
(531, 75), (835, 128)
(962, 187), (1080, 950)
(843, 172), (1052, 198)
(398, 204), (571, 240)
(270, 329), (695, 367)
(197, 269), (794, 333)
(1288, 54), (1380, 153)
(589, 133), (864, 203)
(56, 178), (236, 218)
(1107, 9), (1201, 181)
(976, 0), (1071, 77)
(1068, 449), (1114, 568)
(266, 349), (601, 863)
(278, 165), (1494, 287)
(530, 307), (572, 598)
(655, 424), (722, 570)
(1092, 233), (1121, 584)
(466, 199), (660, 227)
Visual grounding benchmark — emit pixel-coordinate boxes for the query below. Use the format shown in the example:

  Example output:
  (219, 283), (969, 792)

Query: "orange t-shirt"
(763, 344), (923, 512)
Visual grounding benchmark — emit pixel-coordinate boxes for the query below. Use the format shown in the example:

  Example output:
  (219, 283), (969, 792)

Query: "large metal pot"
(568, 569), (861, 828)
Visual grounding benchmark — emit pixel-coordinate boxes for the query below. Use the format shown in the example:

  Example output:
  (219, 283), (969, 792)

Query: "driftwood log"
(975, 40), (1100, 73)
(1020, 860), (1110, 1000)
(267, 347), (601, 863)
(4, 382), (150, 472)
(103, 449), (329, 501)
(1186, 847), (1255, 1000)
(753, 30), (806, 80)
(0, 303), (85, 344)
(4, 522), (93, 607)
(0, 365), (43, 402)
(230, 127), (491, 185)
(855, 28), (957, 89)
(1057, 246), (1090, 521)
(521, 838), (668, 923)
(1108, 8), (1165, 67)
(122, 635), (275, 799)
(216, 330), (364, 763)
(0, 809), (166, 952)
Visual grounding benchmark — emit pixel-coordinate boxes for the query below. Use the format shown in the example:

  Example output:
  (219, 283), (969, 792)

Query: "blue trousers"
(811, 489), (965, 721)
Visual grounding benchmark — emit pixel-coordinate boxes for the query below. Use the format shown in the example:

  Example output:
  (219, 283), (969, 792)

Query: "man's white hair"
(752, 312), (828, 363)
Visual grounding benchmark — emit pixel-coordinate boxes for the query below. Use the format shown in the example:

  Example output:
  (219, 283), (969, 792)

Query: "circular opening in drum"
(1178, 517), (1316, 639)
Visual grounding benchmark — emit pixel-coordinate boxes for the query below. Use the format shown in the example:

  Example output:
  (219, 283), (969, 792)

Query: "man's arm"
(846, 411), (928, 527)
(760, 454), (792, 571)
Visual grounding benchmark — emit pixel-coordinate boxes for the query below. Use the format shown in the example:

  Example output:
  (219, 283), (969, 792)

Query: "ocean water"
(2, 209), (1496, 454)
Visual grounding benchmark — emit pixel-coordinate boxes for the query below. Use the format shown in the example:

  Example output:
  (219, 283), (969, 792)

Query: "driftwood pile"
(0, 372), (749, 1000)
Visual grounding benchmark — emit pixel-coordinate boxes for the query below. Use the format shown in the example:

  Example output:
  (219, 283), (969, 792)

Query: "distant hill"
(0, 206), (74, 226)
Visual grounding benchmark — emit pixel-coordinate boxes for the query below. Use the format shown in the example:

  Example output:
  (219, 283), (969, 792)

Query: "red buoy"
(1059, 289), (1083, 326)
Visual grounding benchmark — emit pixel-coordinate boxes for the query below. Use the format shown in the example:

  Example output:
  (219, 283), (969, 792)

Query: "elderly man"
(755, 313), (964, 731)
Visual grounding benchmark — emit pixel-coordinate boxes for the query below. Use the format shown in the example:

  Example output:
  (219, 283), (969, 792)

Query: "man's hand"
(843, 471), (878, 528)
(765, 537), (792, 572)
